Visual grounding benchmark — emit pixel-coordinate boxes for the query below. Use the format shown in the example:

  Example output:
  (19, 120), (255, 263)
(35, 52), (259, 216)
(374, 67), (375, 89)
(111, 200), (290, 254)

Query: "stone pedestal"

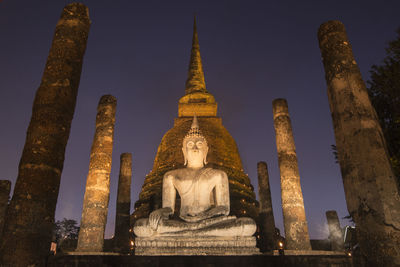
(318, 20), (400, 266)
(114, 153), (132, 253)
(0, 4), (90, 266)
(257, 162), (276, 251)
(77, 95), (117, 252)
(272, 98), (311, 250)
(135, 236), (260, 255)
(325, 210), (344, 251)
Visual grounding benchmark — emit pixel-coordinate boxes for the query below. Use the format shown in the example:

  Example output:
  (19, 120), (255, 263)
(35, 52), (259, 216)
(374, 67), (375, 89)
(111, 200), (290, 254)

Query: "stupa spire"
(185, 16), (207, 94)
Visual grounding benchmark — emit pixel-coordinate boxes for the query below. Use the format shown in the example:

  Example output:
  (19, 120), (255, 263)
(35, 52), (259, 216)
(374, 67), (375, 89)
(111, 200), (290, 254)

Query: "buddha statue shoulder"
(134, 116), (256, 237)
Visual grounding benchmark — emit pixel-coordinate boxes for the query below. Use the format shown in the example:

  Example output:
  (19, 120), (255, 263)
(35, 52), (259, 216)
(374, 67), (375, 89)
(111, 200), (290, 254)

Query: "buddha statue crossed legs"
(134, 116), (256, 237)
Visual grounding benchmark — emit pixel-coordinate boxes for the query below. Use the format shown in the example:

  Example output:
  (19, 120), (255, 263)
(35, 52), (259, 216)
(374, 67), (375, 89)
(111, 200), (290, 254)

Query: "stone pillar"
(0, 4), (90, 266)
(326, 210), (344, 251)
(272, 98), (311, 250)
(114, 153), (132, 253)
(77, 95), (117, 252)
(318, 21), (400, 265)
(0, 180), (11, 240)
(257, 162), (277, 252)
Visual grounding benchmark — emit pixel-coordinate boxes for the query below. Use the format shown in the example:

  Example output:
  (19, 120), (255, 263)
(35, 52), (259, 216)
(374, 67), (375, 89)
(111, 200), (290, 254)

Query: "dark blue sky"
(1, 0), (399, 239)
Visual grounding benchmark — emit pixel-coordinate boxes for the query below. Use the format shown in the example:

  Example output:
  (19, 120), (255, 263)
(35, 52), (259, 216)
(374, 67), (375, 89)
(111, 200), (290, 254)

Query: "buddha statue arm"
(148, 173), (176, 230)
(213, 171), (230, 215)
(162, 173), (176, 212)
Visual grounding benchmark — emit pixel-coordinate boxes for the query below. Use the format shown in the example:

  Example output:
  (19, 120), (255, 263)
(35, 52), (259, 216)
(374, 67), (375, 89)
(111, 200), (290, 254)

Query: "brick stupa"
(131, 19), (258, 227)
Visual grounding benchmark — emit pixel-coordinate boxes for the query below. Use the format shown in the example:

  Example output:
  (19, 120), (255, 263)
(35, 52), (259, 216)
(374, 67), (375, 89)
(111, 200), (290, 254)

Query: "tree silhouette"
(367, 28), (400, 186)
(54, 218), (80, 248)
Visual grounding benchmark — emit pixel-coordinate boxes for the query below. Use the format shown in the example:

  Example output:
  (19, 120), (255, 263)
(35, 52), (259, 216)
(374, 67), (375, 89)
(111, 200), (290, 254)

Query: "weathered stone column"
(0, 180), (11, 240)
(326, 210), (344, 251)
(272, 98), (311, 250)
(114, 153), (132, 253)
(318, 21), (400, 265)
(257, 162), (277, 252)
(0, 4), (90, 266)
(77, 95), (117, 252)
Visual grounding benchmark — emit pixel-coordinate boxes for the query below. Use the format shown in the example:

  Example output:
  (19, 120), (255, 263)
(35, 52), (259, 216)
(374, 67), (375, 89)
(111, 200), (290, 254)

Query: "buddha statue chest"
(172, 168), (218, 215)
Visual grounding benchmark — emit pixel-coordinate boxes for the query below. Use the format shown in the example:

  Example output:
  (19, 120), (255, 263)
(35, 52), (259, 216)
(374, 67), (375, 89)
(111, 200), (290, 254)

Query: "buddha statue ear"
(203, 144), (208, 165)
(182, 146), (188, 166)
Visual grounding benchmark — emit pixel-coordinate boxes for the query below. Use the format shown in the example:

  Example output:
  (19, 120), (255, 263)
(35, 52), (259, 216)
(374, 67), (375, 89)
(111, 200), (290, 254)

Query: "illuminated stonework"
(178, 91), (217, 117)
(272, 98), (311, 250)
(318, 20), (400, 265)
(0, 4), (91, 266)
(77, 95), (117, 252)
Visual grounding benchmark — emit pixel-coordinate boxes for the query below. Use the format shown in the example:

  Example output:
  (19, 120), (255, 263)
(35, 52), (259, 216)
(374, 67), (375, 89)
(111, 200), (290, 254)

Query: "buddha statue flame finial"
(183, 115), (204, 139)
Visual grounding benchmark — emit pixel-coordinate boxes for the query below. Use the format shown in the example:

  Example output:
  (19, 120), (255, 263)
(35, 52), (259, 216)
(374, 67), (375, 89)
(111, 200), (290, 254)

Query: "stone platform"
(48, 254), (353, 267)
(135, 236), (260, 255)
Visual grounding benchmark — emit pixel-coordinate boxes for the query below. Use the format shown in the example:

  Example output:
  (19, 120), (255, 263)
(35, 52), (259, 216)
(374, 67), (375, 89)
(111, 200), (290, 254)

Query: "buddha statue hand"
(149, 207), (173, 230)
(180, 205), (229, 222)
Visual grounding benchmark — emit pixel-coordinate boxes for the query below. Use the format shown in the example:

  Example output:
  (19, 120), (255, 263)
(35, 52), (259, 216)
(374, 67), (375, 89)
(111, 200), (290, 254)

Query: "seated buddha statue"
(134, 116), (256, 237)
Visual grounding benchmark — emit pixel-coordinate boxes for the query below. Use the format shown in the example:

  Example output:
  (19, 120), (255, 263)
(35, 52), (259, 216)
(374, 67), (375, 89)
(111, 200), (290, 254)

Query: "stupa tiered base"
(135, 236), (260, 255)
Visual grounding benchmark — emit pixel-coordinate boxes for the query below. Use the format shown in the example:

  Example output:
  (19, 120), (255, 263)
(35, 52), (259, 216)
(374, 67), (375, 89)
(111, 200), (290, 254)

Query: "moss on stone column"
(257, 162), (277, 252)
(325, 210), (344, 251)
(114, 153), (132, 253)
(272, 98), (311, 250)
(0, 180), (11, 240)
(318, 20), (400, 266)
(0, 4), (90, 266)
(77, 95), (117, 252)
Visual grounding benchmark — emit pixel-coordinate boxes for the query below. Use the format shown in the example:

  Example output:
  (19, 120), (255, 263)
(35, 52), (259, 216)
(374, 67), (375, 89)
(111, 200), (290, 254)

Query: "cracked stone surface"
(318, 20), (400, 266)
(77, 95), (117, 252)
(0, 4), (90, 266)
(257, 162), (277, 251)
(273, 98), (311, 250)
(114, 153), (132, 253)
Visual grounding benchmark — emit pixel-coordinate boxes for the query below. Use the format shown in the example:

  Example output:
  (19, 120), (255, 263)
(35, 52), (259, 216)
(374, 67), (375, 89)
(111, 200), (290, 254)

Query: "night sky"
(1, 0), (399, 240)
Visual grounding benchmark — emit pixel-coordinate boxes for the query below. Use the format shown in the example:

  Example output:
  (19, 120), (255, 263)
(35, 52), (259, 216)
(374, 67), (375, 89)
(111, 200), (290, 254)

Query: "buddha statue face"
(183, 136), (208, 166)
(182, 116), (208, 167)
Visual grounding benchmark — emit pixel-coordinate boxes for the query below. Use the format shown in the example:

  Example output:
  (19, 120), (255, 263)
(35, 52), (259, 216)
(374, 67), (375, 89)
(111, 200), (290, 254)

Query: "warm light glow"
(130, 240), (134, 246)
(347, 252), (352, 257)
(278, 241), (284, 248)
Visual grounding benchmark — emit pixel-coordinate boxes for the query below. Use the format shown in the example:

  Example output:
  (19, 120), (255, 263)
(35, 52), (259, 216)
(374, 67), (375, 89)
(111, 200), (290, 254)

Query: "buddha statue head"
(182, 116), (208, 167)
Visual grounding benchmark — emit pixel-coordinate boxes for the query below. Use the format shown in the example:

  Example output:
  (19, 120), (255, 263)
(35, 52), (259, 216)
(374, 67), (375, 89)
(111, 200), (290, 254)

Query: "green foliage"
(54, 218), (80, 243)
(367, 28), (400, 186)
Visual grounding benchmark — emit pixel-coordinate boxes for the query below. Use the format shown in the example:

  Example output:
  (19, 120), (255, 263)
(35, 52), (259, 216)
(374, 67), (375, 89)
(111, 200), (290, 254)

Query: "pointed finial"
(191, 114), (199, 129)
(185, 16), (207, 94)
